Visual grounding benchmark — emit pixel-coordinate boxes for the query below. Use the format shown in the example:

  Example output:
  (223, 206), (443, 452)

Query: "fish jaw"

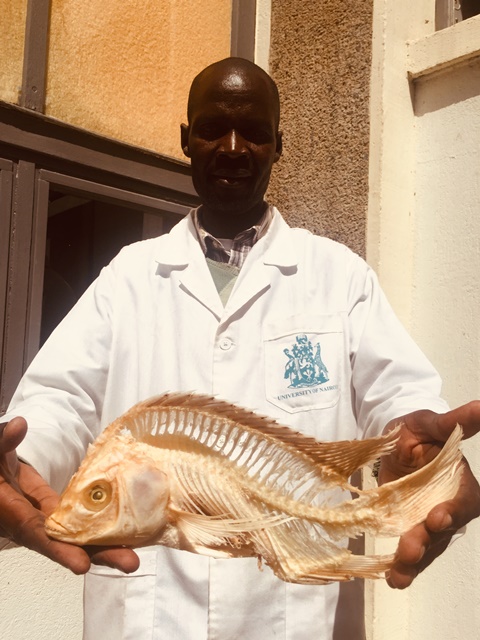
(44, 516), (78, 542)
(45, 514), (101, 546)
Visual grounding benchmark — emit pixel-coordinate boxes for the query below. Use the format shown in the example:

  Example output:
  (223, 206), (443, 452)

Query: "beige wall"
(45, 0), (231, 159)
(0, 0), (28, 103)
(0, 0), (231, 159)
(0, 548), (83, 640)
(267, 0), (374, 256)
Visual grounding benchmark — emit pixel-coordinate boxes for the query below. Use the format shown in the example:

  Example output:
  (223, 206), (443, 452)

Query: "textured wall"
(0, 0), (27, 103)
(0, 548), (83, 640)
(268, 0), (374, 256)
(46, 0), (231, 160)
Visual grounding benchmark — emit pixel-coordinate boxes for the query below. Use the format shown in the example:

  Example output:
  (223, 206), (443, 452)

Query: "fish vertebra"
(45, 392), (463, 584)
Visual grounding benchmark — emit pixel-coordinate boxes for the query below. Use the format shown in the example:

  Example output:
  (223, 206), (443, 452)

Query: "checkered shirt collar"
(192, 205), (274, 269)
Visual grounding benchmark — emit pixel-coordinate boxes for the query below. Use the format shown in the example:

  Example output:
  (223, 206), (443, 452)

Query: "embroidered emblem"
(283, 334), (329, 388)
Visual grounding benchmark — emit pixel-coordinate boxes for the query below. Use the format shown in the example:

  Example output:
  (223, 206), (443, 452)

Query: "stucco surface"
(267, 0), (373, 256)
(0, 547), (83, 640)
(0, 0), (27, 104)
(45, 0), (231, 160)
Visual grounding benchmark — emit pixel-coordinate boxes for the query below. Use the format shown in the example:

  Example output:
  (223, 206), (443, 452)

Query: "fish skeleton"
(45, 392), (463, 584)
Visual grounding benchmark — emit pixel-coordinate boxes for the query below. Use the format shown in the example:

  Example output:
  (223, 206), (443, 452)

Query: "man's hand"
(0, 417), (140, 574)
(379, 401), (480, 589)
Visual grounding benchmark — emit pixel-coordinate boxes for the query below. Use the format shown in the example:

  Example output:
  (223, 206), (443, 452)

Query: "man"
(0, 57), (479, 639)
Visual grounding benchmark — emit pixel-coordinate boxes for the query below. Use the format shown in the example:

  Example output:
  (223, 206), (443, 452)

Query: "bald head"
(187, 57), (280, 128)
(181, 57), (282, 237)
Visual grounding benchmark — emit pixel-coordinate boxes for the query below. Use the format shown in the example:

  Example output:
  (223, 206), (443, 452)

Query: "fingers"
(19, 466), (140, 573)
(387, 461), (480, 589)
(0, 417), (28, 452)
(19, 514), (93, 575)
(0, 431), (93, 575)
(400, 401), (480, 444)
(378, 419), (442, 484)
(0, 477), (92, 573)
(0, 419), (140, 576)
(0, 418), (28, 490)
(436, 400), (480, 440)
(386, 522), (428, 589)
(16, 462), (61, 515)
(0, 422), (140, 576)
(426, 459), (480, 532)
(89, 547), (140, 574)
(7, 467), (139, 574)
(381, 404), (480, 486)
(387, 523), (453, 589)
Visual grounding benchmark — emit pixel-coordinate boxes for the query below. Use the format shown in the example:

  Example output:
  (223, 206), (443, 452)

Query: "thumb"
(0, 417), (28, 452)
(436, 401), (480, 441)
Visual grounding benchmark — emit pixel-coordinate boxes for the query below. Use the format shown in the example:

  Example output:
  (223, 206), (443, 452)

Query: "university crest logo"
(283, 334), (329, 388)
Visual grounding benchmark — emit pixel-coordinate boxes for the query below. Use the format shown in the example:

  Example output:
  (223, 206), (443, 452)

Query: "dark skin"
(0, 417), (139, 574)
(180, 57), (282, 239)
(0, 58), (479, 583)
(381, 403), (480, 588)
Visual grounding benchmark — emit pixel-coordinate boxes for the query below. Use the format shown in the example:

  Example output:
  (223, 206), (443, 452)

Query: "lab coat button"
(219, 338), (233, 350)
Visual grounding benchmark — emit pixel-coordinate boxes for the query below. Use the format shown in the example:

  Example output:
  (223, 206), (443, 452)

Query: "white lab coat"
(6, 208), (448, 639)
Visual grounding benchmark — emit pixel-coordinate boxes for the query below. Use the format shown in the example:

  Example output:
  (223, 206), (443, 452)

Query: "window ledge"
(407, 14), (480, 80)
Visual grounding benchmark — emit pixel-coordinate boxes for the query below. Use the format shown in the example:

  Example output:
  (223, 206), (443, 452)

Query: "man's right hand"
(0, 417), (140, 574)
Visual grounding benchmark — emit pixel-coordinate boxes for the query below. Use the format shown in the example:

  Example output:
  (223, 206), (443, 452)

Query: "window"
(0, 103), (198, 413)
(39, 176), (184, 346)
(436, 0), (480, 30)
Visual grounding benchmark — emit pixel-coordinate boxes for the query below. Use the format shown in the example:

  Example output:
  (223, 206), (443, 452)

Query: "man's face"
(181, 67), (282, 230)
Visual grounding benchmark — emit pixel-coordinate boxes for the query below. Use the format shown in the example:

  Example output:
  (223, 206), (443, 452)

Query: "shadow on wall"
(414, 58), (480, 116)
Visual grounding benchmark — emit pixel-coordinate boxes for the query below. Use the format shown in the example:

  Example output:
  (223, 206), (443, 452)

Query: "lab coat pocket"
(84, 547), (157, 640)
(264, 314), (343, 414)
(84, 546), (210, 639)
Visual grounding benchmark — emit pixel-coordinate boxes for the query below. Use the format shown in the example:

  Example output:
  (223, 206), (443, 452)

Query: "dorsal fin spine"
(111, 393), (400, 496)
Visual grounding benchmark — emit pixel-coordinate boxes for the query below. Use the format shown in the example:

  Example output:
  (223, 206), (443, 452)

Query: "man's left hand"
(379, 401), (480, 589)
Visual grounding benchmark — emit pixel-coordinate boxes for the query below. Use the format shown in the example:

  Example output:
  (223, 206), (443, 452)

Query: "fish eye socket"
(83, 481), (112, 511)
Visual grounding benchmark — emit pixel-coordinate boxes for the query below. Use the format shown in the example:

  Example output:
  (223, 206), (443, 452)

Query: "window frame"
(0, 101), (199, 412)
(436, 0), (480, 30)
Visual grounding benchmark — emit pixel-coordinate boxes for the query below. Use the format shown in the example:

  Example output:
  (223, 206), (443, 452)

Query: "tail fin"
(321, 425), (463, 539)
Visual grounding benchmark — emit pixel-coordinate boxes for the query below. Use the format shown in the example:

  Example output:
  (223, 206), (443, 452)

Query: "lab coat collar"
(154, 214), (204, 267)
(260, 208), (298, 269)
(155, 214), (223, 318)
(154, 207), (299, 270)
(154, 207), (299, 321)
